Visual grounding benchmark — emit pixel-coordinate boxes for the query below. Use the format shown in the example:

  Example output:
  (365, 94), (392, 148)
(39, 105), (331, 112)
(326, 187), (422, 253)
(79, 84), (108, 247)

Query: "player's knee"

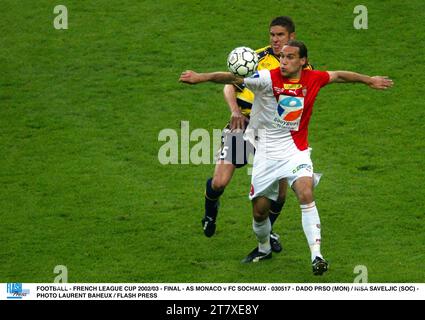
(252, 203), (269, 221)
(297, 189), (314, 204)
(253, 210), (268, 222)
(211, 177), (228, 191)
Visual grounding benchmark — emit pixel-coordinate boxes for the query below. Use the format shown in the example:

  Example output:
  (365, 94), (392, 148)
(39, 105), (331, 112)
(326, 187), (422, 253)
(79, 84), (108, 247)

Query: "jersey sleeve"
(313, 70), (330, 87)
(243, 69), (272, 93)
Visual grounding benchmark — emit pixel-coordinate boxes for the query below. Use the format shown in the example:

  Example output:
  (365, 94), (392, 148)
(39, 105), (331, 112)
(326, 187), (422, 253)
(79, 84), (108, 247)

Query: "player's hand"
(369, 76), (394, 90)
(230, 110), (248, 131)
(179, 70), (202, 84)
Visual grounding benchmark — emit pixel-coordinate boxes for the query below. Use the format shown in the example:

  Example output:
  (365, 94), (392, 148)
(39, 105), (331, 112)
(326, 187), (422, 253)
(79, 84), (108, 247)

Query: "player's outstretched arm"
(179, 70), (244, 85)
(327, 71), (394, 90)
(224, 84), (247, 131)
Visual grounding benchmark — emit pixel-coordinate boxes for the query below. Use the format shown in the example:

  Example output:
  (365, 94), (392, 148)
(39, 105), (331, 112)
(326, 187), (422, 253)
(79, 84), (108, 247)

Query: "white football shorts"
(249, 150), (319, 201)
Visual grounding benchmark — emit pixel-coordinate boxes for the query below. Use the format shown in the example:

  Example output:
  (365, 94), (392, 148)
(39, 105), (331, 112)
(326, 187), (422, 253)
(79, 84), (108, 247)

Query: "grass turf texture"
(0, 0), (424, 282)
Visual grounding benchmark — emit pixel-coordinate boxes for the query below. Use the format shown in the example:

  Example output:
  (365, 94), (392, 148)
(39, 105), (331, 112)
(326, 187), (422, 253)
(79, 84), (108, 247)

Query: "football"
(227, 47), (259, 77)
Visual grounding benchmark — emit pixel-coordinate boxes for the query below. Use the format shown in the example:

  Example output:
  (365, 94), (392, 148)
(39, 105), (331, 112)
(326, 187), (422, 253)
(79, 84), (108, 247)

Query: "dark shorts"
(216, 123), (255, 168)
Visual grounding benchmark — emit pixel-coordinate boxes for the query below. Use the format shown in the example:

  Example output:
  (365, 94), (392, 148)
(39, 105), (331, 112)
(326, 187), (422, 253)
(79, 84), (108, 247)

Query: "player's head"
(269, 16), (296, 55)
(279, 40), (308, 78)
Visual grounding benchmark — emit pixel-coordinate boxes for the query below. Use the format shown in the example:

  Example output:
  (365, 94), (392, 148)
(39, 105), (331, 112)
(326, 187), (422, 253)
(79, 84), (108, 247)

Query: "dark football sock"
(269, 200), (285, 227)
(204, 178), (224, 221)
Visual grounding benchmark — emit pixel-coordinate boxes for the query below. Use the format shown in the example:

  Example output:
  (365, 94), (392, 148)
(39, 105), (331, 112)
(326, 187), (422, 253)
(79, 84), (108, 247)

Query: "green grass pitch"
(0, 0), (424, 283)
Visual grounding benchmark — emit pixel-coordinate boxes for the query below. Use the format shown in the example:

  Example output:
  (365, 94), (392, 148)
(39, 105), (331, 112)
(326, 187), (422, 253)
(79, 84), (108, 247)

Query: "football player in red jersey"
(180, 40), (393, 274)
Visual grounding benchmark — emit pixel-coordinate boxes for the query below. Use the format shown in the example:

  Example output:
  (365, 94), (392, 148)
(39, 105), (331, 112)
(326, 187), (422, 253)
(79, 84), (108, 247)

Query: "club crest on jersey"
(273, 95), (304, 131)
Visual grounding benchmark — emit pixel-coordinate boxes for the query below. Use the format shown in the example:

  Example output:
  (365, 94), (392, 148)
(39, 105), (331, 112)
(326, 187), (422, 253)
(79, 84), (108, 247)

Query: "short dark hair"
(270, 16), (295, 34)
(286, 40), (308, 58)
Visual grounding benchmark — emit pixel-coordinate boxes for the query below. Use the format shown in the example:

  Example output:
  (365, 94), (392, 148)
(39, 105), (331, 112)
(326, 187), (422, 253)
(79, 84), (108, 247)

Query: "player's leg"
(202, 160), (236, 237)
(269, 179), (287, 226)
(253, 196), (272, 254)
(241, 196), (273, 263)
(292, 176), (328, 275)
(269, 179), (287, 252)
(203, 125), (246, 237)
(242, 154), (279, 263)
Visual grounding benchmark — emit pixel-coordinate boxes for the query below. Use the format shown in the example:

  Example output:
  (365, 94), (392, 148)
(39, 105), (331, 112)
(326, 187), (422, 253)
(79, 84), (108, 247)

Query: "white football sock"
(253, 218), (271, 253)
(301, 202), (323, 261)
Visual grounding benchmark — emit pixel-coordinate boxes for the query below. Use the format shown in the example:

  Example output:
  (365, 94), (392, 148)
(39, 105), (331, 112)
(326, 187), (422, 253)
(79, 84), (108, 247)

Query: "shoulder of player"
(251, 69), (272, 79)
(301, 69), (330, 82)
(302, 69), (327, 76)
(255, 45), (275, 60)
(243, 69), (273, 85)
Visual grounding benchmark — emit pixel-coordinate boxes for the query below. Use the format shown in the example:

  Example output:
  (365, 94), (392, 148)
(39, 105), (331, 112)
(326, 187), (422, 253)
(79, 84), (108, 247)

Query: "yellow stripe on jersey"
(256, 46), (280, 71)
(236, 91), (255, 117)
